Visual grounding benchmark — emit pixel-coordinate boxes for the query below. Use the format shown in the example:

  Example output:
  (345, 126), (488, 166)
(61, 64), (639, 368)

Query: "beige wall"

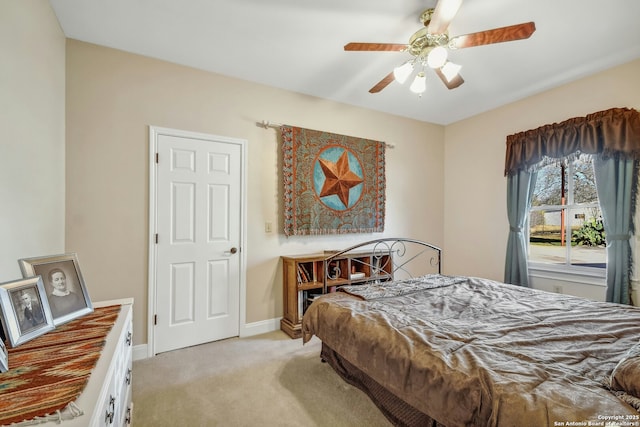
(5, 2), (639, 348)
(443, 59), (640, 290)
(65, 40), (444, 345)
(0, 1), (66, 281)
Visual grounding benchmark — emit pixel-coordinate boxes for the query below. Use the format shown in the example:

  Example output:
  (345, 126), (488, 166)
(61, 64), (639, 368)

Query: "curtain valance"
(504, 107), (640, 176)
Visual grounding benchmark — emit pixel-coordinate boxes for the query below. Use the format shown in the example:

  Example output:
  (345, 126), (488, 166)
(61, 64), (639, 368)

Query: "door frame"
(147, 125), (247, 358)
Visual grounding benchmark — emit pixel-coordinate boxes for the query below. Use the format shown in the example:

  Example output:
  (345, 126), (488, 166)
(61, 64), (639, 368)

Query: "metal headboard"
(322, 238), (442, 292)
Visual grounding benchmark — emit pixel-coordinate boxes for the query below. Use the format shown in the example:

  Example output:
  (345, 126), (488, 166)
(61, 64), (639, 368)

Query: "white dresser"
(47, 298), (134, 427)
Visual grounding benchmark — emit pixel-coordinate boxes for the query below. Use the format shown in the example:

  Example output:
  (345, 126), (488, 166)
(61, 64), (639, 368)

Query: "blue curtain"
(505, 169), (537, 286)
(505, 108), (640, 295)
(594, 157), (637, 304)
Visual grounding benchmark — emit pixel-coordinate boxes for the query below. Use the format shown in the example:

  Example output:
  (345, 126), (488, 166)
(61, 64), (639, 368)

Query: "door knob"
(229, 247), (238, 254)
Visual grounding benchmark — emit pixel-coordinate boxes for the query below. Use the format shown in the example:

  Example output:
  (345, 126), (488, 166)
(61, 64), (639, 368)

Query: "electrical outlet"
(265, 222), (273, 233)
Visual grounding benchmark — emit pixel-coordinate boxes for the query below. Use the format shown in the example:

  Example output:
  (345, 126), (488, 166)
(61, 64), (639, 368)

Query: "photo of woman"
(19, 253), (93, 326)
(46, 267), (86, 318)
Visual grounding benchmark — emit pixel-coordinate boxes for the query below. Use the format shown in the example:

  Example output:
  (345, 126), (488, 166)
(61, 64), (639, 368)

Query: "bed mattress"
(302, 275), (640, 427)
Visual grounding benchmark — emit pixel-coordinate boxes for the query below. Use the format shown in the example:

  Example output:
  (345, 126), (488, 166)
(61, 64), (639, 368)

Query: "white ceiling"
(49, 0), (640, 125)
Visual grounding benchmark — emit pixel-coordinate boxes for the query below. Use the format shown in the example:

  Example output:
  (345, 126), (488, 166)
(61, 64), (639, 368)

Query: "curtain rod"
(256, 120), (395, 148)
(257, 120), (282, 129)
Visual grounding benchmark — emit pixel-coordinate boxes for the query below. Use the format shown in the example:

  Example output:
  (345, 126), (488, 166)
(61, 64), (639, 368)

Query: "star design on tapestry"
(318, 151), (364, 208)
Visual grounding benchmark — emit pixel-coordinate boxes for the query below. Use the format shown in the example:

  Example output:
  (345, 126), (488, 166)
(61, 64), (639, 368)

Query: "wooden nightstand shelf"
(280, 250), (392, 338)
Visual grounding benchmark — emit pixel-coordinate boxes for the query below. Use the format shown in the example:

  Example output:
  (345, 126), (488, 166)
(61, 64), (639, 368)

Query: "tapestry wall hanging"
(281, 125), (386, 236)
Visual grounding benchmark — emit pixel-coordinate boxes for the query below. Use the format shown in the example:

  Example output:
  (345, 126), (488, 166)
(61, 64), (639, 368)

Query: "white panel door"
(154, 132), (241, 354)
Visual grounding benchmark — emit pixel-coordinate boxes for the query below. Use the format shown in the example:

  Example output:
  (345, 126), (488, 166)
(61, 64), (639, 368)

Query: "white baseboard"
(132, 317), (282, 361)
(240, 317), (281, 338)
(133, 344), (148, 361)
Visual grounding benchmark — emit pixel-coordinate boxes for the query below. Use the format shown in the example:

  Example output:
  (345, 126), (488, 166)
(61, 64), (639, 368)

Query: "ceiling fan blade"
(434, 68), (464, 89)
(344, 42), (407, 52)
(427, 0), (463, 34)
(369, 72), (395, 93)
(450, 22), (536, 49)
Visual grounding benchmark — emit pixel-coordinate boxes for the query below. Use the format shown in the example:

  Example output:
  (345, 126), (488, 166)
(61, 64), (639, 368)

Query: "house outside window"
(528, 155), (606, 271)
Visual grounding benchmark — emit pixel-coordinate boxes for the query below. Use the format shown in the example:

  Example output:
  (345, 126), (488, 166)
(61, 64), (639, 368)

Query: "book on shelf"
(372, 256), (389, 276)
(297, 264), (310, 283)
(298, 290), (303, 318)
(372, 257), (380, 273)
(302, 263), (315, 282)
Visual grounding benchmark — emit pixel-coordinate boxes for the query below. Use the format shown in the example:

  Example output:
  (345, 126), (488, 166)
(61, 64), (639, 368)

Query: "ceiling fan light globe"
(441, 61), (462, 82)
(393, 62), (414, 84)
(409, 72), (427, 94)
(427, 46), (448, 69)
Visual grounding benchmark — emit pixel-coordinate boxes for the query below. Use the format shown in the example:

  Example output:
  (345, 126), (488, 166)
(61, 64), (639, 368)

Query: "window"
(528, 155), (606, 269)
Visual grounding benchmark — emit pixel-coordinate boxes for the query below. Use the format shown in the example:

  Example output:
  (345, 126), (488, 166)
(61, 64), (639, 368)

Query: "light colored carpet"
(132, 330), (392, 426)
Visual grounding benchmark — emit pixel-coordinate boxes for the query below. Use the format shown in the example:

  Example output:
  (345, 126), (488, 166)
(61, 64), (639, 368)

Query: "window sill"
(529, 263), (606, 287)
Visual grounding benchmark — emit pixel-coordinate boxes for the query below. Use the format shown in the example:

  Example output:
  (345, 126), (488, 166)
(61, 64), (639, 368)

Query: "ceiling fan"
(344, 0), (536, 94)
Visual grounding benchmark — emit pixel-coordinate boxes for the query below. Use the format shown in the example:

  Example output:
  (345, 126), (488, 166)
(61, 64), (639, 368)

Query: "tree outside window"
(528, 155), (606, 268)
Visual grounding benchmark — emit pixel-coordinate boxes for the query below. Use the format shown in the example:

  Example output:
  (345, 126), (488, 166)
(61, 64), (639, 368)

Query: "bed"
(302, 238), (640, 427)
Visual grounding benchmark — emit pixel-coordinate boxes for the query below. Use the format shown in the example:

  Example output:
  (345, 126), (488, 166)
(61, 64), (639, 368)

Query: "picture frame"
(0, 336), (8, 373)
(19, 253), (93, 326)
(0, 276), (55, 348)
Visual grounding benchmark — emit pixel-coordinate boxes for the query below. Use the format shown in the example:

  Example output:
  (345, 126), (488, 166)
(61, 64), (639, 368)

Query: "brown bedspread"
(302, 275), (640, 427)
